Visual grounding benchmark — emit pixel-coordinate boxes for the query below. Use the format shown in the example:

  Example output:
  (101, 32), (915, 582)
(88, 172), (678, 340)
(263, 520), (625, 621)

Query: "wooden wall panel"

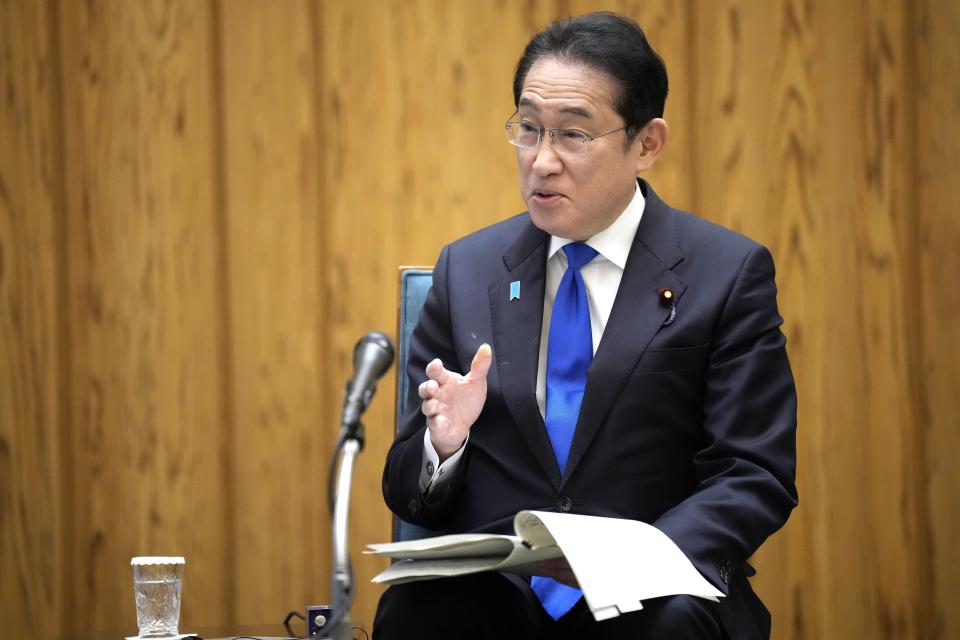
(693, 1), (931, 637)
(217, 0), (327, 625)
(688, 4), (812, 631)
(57, 0), (229, 632)
(914, 0), (960, 637)
(1, 1), (958, 638)
(691, 4), (817, 634)
(317, 1), (539, 626)
(0, 2), (64, 638)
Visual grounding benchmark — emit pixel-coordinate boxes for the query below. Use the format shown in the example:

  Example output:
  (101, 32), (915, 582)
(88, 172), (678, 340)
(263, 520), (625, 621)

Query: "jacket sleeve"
(382, 244), (470, 528)
(652, 244), (798, 591)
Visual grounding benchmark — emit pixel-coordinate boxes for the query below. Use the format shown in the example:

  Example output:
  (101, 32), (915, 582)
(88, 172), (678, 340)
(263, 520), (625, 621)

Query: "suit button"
(426, 461), (435, 475)
(557, 496), (573, 512)
(408, 498), (419, 515)
(719, 562), (730, 584)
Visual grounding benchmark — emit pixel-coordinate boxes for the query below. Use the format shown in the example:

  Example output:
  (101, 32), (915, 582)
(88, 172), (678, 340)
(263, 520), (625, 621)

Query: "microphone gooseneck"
(327, 330), (395, 638)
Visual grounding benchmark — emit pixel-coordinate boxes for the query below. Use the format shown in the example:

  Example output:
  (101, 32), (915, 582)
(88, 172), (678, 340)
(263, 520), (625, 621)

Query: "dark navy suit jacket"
(383, 179), (798, 639)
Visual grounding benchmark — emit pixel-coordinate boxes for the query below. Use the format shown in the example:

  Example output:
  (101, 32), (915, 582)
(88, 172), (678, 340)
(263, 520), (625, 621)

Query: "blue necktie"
(532, 242), (598, 620)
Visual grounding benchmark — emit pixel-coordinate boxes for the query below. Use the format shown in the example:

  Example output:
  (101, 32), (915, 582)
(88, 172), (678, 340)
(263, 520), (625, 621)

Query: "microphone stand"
(329, 420), (364, 640)
(324, 332), (393, 639)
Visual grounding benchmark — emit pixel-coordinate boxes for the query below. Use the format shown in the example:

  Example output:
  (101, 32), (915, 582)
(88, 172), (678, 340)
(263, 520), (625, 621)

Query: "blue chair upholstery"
(394, 268), (441, 542)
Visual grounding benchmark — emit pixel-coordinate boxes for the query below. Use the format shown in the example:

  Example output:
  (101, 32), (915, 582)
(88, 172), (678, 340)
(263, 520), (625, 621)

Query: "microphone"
(327, 332), (395, 635)
(340, 331), (395, 432)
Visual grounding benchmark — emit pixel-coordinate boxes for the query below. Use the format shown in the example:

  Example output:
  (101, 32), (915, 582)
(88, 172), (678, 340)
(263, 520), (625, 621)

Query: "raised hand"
(418, 344), (493, 460)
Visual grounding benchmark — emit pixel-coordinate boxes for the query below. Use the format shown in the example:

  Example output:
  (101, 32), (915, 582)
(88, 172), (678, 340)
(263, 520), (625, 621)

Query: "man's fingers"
(425, 358), (451, 385)
(421, 398), (440, 418)
(468, 343), (493, 381)
(418, 379), (439, 399)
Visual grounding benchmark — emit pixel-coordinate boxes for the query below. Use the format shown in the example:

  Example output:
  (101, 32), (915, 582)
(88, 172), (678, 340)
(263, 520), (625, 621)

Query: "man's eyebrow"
(518, 97), (539, 111)
(517, 98), (593, 119)
(560, 106), (593, 118)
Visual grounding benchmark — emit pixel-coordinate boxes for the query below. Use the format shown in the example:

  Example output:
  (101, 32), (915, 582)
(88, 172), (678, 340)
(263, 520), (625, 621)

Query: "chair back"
(394, 267), (441, 541)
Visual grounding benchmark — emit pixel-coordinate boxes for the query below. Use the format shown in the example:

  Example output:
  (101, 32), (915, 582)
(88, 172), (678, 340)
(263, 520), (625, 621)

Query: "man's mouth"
(531, 190), (563, 204)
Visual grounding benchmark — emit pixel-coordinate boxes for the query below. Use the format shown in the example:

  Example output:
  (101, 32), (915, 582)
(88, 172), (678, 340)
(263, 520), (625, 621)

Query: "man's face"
(516, 57), (646, 241)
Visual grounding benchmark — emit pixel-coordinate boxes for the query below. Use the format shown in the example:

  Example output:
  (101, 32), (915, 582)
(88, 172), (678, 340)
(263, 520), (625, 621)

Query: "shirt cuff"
(419, 428), (468, 495)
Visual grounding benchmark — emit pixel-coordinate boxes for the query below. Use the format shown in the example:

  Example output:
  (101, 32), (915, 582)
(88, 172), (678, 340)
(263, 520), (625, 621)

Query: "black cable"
(351, 625), (370, 640)
(284, 609), (306, 637)
(273, 607), (370, 640)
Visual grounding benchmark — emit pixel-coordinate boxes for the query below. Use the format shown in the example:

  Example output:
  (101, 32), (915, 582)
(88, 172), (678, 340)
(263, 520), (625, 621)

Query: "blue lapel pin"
(509, 281), (521, 301)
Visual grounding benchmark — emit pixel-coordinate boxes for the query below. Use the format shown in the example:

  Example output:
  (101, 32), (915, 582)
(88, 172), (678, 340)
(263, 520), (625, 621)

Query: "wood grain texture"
(217, 0), (328, 625)
(913, 1), (960, 637)
(694, 1), (936, 637)
(1, 1), (958, 638)
(0, 1), (64, 638)
(317, 0), (536, 626)
(690, 4), (820, 634)
(56, 0), (229, 632)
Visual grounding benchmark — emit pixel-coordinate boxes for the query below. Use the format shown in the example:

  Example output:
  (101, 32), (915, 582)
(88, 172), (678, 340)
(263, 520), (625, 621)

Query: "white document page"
(366, 525), (563, 585)
(529, 511), (725, 621)
(366, 533), (518, 559)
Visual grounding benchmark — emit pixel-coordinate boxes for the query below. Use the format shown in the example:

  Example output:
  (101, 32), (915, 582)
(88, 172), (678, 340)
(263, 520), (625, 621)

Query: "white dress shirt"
(419, 183), (646, 494)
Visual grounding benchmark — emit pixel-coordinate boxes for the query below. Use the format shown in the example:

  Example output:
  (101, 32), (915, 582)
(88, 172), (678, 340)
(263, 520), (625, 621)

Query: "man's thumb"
(469, 343), (493, 380)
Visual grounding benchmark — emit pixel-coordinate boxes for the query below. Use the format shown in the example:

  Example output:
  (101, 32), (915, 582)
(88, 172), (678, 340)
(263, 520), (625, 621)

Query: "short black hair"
(512, 12), (668, 143)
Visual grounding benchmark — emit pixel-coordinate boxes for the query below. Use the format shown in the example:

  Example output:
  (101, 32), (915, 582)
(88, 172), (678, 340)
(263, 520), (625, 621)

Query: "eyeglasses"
(504, 115), (626, 156)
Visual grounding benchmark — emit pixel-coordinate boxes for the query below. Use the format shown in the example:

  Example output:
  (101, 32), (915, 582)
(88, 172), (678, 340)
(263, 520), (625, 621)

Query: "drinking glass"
(131, 556), (185, 637)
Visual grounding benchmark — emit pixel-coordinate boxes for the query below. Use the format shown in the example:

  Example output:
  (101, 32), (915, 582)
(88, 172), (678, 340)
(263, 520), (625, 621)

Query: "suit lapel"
(488, 221), (563, 486)
(561, 182), (688, 487)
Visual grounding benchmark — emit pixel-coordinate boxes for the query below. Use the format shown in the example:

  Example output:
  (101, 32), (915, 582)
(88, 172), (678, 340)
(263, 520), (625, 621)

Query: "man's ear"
(634, 118), (668, 173)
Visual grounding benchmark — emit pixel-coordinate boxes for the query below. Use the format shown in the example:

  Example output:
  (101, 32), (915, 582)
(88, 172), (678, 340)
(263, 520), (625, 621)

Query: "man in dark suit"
(375, 12), (797, 640)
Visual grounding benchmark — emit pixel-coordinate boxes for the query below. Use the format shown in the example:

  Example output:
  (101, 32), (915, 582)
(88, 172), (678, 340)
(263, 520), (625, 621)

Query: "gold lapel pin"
(658, 288), (677, 326)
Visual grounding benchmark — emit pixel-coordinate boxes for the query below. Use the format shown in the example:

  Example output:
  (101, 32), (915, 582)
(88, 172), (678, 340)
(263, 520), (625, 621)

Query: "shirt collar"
(547, 181), (645, 269)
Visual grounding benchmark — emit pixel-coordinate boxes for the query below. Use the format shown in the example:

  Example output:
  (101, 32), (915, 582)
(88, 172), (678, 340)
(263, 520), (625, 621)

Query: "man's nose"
(531, 131), (563, 176)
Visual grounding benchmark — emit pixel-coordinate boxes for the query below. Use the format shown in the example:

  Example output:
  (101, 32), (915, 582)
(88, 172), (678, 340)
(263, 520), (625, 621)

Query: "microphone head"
(341, 332), (396, 429)
(353, 331), (395, 379)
